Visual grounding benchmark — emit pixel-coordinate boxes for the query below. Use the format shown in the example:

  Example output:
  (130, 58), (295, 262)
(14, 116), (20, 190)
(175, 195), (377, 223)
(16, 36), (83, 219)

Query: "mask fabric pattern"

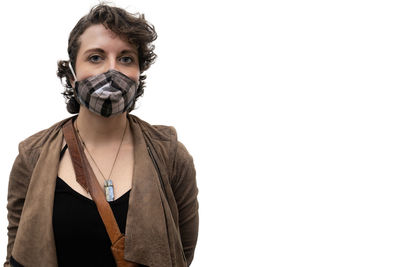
(73, 69), (138, 117)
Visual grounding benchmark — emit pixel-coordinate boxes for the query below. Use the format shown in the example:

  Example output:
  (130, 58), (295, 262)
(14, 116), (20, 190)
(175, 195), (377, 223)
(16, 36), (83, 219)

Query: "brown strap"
(62, 119), (122, 244)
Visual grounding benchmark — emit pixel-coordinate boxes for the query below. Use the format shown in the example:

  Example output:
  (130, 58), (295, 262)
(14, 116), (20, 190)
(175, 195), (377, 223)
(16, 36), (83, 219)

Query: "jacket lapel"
(124, 118), (172, 267)
(12, 129), (63, 267)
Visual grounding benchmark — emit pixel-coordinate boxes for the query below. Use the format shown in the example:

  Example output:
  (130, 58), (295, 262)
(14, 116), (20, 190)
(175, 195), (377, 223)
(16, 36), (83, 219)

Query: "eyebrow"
(120, 49), (138, 56)
(82, 48), (105, 56)
(82, 48), (138, 56)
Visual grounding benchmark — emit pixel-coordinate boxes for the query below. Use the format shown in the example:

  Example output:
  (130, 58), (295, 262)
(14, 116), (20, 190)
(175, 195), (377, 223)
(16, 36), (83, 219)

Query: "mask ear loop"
(68, 61), (78, 82)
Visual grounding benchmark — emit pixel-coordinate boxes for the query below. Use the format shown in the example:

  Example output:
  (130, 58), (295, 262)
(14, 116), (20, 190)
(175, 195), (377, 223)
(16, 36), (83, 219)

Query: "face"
(73, 24), (140, 85)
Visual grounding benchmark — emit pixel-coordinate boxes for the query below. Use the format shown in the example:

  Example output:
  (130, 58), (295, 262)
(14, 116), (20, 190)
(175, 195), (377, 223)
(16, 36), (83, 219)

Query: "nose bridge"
(107, 56), (118, 71)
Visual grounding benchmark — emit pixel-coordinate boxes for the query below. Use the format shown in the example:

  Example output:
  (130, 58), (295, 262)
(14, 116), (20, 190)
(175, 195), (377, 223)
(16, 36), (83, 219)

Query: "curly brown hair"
(57, 3), (157, 114)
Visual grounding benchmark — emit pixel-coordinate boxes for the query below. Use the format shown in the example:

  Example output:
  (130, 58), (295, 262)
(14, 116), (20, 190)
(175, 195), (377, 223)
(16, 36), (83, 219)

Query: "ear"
(68, 76), (76, 89)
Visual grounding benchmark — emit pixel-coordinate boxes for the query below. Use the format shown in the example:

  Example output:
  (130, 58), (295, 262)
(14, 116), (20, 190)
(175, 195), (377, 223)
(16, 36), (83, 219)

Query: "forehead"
(78, 24), (137, 53)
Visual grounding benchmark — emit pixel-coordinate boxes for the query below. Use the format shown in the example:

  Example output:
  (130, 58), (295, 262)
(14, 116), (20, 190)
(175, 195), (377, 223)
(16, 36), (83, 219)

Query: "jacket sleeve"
(4, 143), (33, 267)
(171, 141), (199, 266)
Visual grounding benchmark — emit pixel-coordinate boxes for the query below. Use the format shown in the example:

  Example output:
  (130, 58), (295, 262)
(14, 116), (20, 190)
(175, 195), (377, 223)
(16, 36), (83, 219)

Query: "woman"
(5, 4), (198, 267)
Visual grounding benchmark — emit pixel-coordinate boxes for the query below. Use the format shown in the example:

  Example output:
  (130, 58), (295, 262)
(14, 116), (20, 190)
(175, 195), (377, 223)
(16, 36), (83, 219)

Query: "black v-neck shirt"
(52, 145), (131, 267)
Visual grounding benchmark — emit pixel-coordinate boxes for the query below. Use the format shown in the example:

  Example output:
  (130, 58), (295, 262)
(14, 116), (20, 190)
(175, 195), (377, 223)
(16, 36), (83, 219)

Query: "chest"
(57, 142), (134, 200)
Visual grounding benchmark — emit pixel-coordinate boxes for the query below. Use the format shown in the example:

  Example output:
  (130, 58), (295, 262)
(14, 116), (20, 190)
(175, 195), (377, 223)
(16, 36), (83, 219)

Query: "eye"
(119, 56), (135, 64)
(88, 54), (103, 63)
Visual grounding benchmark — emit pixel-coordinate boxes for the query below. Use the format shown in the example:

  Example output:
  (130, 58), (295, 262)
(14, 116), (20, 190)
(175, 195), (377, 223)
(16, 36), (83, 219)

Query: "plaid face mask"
(69, 63), (138, 117)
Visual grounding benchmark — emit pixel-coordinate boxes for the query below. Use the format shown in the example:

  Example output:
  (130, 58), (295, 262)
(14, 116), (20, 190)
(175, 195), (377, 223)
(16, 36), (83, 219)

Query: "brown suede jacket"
(4, 115), (199, 267)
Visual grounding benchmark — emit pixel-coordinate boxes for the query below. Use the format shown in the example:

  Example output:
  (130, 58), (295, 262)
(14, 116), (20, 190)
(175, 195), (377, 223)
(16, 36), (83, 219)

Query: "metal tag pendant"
(104, 179), (115, 202)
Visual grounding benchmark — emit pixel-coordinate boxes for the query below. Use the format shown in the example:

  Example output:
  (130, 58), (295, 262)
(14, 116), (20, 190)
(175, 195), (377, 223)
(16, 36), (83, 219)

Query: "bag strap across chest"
(62, 119), (139, 267)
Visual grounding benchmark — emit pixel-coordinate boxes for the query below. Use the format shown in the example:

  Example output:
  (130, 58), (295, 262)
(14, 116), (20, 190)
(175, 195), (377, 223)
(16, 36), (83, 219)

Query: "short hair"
(57, 3), (157, 114)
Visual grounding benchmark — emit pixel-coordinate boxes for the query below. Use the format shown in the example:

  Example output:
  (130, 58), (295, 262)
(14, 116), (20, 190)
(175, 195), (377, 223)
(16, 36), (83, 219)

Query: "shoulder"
(129, 114), (177, 142)
(129, 115), (178, 161)
(17, 117), (72, 159)
(9, 117), (73, 186)
(128, 114), (194, 178)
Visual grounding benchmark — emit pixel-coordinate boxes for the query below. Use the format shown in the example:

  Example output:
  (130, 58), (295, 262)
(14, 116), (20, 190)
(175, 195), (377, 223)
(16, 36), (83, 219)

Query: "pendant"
(104, 179), (115, 202)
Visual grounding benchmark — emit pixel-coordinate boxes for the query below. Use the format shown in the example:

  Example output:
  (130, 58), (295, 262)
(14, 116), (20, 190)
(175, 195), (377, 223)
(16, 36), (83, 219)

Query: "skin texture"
(58, 24), (140, 200)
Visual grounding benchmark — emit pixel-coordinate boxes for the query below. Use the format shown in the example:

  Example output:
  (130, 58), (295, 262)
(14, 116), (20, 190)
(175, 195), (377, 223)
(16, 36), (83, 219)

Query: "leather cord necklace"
(74, 119), (128, 202)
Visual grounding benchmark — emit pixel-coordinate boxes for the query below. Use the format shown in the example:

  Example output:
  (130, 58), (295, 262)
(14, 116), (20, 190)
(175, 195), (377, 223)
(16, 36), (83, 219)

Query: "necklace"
(75, 119), (128, 202)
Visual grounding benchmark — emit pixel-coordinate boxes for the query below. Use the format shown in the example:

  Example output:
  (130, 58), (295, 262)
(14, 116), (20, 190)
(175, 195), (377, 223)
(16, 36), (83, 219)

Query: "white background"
(0, 0), (400, 266)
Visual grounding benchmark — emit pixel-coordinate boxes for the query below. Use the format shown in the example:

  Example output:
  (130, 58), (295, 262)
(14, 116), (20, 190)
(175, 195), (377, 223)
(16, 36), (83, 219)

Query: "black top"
(53, 177), (131, 267)
(52, 145), (133, 267)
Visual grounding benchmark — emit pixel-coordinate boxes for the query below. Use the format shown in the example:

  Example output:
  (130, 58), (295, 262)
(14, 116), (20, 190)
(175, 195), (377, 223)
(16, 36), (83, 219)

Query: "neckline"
(56, 176), (131, 204)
